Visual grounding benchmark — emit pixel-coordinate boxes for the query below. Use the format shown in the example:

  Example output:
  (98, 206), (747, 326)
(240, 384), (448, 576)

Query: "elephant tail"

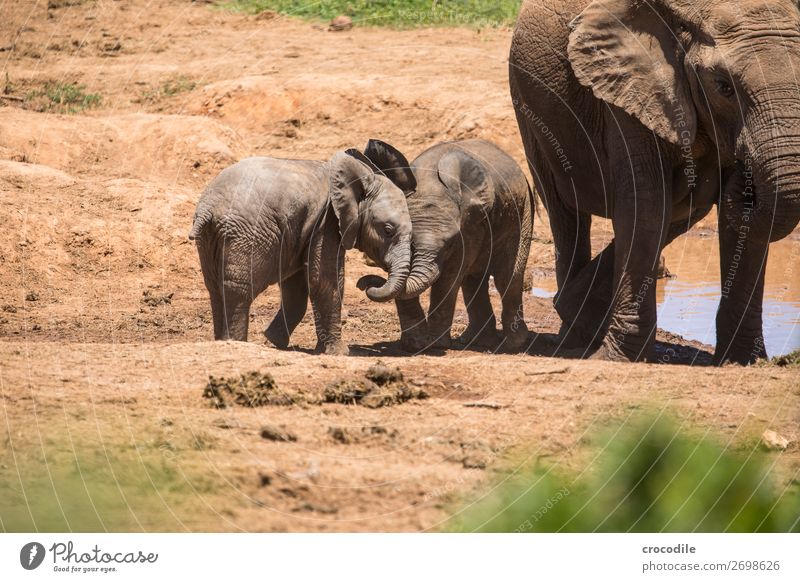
(188, 208), (213, 240)
(528, 179), (542, 221)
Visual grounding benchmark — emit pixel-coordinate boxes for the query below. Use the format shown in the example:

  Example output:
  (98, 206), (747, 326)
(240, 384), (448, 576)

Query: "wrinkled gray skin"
(357, 139), (534, 352)
(189, 152), (412, 355)
(510, 0), (800, 364)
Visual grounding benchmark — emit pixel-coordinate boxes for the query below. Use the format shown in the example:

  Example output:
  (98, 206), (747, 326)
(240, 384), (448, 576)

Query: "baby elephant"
(189, 151), (412, 355)
(357, 139), (533, 352)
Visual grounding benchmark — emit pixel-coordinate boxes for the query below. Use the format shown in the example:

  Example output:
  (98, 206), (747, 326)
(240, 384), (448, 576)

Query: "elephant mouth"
(358, 247), (441, 303)
(357, 235), (412, 303)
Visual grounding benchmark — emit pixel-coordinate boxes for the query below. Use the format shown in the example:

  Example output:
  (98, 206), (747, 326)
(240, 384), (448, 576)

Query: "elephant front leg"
(264, 269), (308, 349)
(308, 210), (349, 356)
(396, 297), (430, 353)
(714, 212), (768, 365)
(554, 242), (614, 349)
(426, 271), (463, 350)
(595, 121), (672, 362)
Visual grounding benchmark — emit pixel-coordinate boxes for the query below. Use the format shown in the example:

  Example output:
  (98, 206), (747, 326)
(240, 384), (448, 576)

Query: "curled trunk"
(362, 236), (412, 303)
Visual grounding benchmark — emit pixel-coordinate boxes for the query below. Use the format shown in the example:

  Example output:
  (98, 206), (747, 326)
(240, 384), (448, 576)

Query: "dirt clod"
(329, 15), (353, 32)
(323, 379), (376, 405)
(260, 423), (298, 442)
(324, 362), (428, 408)
(203, 371), (305, 408)
(142, 289), (174, 307)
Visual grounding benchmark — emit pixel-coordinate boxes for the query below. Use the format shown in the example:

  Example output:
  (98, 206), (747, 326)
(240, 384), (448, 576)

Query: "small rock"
(255, 9), (277, 21)
(258, 472), (272, 487)
(260, 424), (297, 442)
(462, 455), (487, 470)
(329, 15), (353, 32)
(761, 429), (791, 451)
(31, 323), (42, 331)
(2, 305), (17, 313)
(328, 426), (352, 444)
(25, 291), (39, 302)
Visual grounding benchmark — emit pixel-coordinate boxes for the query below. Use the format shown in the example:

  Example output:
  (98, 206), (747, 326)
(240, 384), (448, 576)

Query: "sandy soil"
(0, 0), (797, 532)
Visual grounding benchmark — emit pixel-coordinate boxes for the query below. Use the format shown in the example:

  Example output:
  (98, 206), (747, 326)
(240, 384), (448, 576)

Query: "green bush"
(25, 81), (102, 114)
(451, 416), (800, 532)
(225, 0), (522, 28)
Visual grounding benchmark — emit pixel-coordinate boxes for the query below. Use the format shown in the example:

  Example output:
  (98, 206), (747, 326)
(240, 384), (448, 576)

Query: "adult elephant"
(510, 0), (800, 364)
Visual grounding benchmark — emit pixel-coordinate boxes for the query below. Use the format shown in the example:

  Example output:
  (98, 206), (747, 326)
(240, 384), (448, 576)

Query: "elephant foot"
(400, 332), (450, 353)
(455, 325), (500, 349)
(557, 321), (603, 350)
(502, 319), (529, 352)
(315, 340), (350, 356)
(264, 320), (290, 350)
(589, 339), (651, 363)
(713, 336), (767, 366)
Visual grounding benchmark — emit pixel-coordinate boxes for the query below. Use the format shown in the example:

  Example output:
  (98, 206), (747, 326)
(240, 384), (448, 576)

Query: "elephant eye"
(714, 79), (735, 98)
(384, 223), (395, 236)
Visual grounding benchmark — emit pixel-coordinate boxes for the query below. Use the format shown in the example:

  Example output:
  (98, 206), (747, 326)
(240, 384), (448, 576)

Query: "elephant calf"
(189, 152), (412, 355)
(357, 139), (534, 352)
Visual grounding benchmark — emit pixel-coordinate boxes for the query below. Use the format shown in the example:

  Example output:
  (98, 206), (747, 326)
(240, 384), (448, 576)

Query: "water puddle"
(531, 235), (800, 357)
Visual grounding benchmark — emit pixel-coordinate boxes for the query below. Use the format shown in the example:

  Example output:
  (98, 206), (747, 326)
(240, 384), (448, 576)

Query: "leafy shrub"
(452, 415), (799, 532)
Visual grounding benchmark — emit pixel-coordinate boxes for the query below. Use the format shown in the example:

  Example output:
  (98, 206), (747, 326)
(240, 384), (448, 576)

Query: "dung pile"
(203, 371), (306, 408)
(324, 362), (428, 408)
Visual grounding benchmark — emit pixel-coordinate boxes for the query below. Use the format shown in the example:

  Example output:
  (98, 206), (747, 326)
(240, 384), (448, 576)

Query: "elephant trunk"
(364, 236), (412, 303)
(733, 112), (800, 241)
(397, 250), (440, 300)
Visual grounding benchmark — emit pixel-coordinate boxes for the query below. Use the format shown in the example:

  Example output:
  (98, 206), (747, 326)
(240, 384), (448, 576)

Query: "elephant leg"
(426, 270), (463, 350)
(555, 242), (615, 349)
(595, 115), (671, 362)
(492, 264), (529, 352)
(219, 280), (253, 342)
(456, 272), (499, 348)
(207, 283), (227, 341)
(396, 297), (429, 353)
(525, 142), (593, 345)
(264, 269), (308, 349)
(308, 208), (348, 355)
(714, 216), (768, 365)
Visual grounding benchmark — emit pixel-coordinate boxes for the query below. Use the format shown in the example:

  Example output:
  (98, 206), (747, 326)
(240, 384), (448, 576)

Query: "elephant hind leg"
(264, 269), (309, 349)
(218, 280), (253, 342)
(457, 272), (499, 348)
(492, 260), (528, 352)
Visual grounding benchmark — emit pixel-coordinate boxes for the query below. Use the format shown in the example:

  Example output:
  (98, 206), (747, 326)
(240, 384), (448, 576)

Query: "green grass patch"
(136, 76), (198, 104)
(25, 81), (102, 114)
(451, 415), (800, 532)
(0, 435), (231, 532)
(224, 0), (521, 28)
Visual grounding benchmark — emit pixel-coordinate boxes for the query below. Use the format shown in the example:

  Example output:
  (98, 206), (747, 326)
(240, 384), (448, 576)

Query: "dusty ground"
(0, 0), (797, 532)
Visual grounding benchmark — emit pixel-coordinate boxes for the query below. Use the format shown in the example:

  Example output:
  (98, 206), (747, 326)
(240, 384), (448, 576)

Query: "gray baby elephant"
(189, 151), (412, 355)
(357, 139), (534, 352)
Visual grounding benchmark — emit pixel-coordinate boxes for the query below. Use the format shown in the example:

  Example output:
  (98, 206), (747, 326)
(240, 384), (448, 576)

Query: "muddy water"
(531, 235), (800, 357)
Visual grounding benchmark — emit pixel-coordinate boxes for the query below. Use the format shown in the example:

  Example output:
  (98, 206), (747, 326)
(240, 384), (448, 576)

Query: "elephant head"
(567, 0), (800, 362)
(328, 150), (413, 302)
(358, 139), (494, 301)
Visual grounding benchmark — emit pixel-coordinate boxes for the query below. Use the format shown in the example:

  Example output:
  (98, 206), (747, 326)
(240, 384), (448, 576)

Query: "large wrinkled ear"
(437, 150), (494, 214)
(567, 0), (697, 145)
(329, 151), (372, 250)
(363, 139), (417, 194)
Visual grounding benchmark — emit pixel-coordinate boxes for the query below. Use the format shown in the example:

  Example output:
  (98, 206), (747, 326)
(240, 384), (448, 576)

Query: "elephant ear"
(363, 139), (417, 194)
(567, 0), (698, 145)
(329, 151), (372, 250)
(437, 150), (494, 216)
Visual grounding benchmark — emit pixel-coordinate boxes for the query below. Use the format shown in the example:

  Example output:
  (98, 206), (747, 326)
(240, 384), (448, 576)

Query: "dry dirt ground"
(0, 0), (798, 532)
